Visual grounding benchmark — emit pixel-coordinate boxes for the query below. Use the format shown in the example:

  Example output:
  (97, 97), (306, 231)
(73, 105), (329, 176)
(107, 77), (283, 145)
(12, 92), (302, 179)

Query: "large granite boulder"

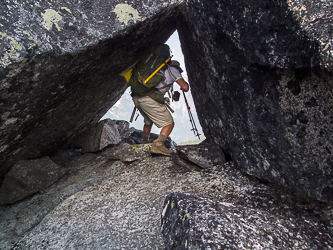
(178, 0), (333, 201)
(0, 0), (181, 176)
(71, 119), (123, 153)
(176, 143), (226, 169)
(110, 120), (131, 140)
(0, 157), (65, 205)
(161, 192), (333, 249)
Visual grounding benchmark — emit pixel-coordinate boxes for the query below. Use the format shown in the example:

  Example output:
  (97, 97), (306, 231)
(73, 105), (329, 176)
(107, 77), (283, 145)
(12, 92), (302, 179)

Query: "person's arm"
(168, 66), (189, 92)
(176, 78), (189, 92)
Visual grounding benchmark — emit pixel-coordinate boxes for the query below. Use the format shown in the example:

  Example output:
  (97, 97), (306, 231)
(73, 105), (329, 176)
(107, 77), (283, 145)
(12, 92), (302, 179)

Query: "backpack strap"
(167, 65), (179, 82)
(145, 53), (154, 64)
(143, 56), (172, 86)
(157, 82), (173, 91)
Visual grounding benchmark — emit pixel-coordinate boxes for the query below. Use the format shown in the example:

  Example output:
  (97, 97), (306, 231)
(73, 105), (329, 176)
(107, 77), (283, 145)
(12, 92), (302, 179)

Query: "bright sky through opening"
(101, 30), (203, 143)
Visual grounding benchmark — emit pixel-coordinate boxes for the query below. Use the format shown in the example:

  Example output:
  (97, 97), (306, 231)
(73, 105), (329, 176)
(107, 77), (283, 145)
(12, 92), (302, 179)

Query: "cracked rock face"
(0, 0), (333, 203)
(178, 0), (333, 201)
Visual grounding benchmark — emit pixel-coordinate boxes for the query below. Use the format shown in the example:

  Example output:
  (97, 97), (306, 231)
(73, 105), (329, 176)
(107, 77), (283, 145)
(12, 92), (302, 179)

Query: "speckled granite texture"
(0, 144), (331, 249)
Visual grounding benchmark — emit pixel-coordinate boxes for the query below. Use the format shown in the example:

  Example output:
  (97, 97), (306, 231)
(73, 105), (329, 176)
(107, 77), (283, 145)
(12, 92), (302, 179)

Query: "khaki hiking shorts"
(133, 96), (174, 128)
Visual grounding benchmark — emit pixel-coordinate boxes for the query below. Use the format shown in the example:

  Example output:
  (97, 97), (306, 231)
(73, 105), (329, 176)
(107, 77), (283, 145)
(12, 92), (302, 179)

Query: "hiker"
(132, 60), (189, 156)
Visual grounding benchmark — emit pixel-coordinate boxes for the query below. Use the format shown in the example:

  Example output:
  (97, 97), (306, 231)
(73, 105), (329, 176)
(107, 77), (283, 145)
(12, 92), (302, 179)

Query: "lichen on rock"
(41, 9), (63, 31)
(113, 3), (141, 25)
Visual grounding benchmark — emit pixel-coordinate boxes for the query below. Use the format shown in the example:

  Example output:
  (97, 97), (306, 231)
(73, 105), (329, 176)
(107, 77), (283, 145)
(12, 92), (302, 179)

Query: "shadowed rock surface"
(0, 157), (65, 205)
(0, 150), (128, 248)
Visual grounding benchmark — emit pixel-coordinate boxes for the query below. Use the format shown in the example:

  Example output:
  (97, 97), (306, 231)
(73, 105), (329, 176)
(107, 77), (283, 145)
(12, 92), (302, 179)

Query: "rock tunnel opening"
(101, 30), (205, 145)
(0, 0), (332, 204)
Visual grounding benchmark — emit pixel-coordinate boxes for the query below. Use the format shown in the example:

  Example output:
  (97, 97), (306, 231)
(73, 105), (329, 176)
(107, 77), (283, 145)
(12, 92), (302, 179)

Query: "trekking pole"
(130, 106), (137, 123)
(165, 102), (175, 113)
(182, 91), (201, 139)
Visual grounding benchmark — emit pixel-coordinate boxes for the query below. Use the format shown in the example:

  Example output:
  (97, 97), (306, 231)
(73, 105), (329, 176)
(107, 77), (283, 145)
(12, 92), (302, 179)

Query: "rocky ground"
(0, 140), (332, 249)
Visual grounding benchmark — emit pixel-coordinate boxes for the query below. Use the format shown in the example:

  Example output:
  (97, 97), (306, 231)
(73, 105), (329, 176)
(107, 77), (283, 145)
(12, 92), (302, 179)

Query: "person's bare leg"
(142, 124), (153, 144)
(160, 122), (174, 138)
(144, 124), (152, 137)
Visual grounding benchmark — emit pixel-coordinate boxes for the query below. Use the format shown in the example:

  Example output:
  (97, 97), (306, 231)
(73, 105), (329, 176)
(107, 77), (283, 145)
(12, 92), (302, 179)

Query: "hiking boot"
(141, 139), (149, 144)
(151, 141), (174, 156)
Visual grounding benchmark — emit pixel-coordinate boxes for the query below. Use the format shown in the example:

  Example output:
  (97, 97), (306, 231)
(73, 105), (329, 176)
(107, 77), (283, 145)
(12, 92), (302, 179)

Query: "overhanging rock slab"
(0, 0), (182, 176)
